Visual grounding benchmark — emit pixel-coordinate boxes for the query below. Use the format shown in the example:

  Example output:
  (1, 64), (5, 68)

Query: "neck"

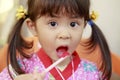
(55, 56), (72, 71)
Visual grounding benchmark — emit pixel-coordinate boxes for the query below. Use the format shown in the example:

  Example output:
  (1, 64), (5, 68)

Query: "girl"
(0, 0), (111, 80)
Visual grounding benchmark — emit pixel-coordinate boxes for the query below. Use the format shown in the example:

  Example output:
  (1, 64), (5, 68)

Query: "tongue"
(56, 47), (68, 58)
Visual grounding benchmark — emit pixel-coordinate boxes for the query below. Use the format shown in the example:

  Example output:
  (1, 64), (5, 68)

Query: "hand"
(14, 72), (46, 80)
(14, 73), (34, 80)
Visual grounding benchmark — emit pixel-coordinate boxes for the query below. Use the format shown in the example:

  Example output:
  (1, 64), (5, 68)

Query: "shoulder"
(73, 59), (100, 80)
(20, 53), (45, 73)
(0, 67), (12, 80)
(80, 59), (98, 72)
(0, 53), (44, 80)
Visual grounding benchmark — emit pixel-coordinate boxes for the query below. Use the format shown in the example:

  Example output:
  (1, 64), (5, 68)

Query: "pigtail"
(7, 19), (25, 76)
(7, 17), (33, 79)
(88, 19), (112, 80)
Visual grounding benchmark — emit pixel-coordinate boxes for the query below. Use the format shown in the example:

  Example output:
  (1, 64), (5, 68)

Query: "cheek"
(38, 34), (50, 45)
(70, 31), (83, 49)
(37, 31), (55, 47)
(73, 30), (83, 41)
(72, 36), (82, 47)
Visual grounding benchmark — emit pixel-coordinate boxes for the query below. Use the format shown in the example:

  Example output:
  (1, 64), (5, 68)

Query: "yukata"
(0, 48), (101, 80)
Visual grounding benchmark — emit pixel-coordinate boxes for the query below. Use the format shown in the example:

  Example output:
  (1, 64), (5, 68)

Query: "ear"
(25, 18), (37, 36)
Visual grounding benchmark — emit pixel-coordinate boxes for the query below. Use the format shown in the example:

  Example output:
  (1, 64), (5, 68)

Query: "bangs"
(28, 0), (90, 20)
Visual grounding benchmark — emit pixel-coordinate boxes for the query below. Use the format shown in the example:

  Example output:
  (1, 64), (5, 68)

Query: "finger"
(34, 66), (39, 73)
(40, 71), (46, 78)
(33, 66), (40, 79)
(14, 74), (33, 80)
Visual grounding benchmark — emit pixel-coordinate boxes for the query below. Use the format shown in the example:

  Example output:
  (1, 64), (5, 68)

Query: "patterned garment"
(0, 51), (100, 80)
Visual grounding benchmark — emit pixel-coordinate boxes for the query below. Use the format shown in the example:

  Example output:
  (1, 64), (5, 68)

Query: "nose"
(57, 29), (71, 40)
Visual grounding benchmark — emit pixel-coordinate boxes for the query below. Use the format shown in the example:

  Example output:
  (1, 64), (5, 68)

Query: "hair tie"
(88, 19), (94, 26)
(16, 5), (27, 20)
(88, 11), (98, 26)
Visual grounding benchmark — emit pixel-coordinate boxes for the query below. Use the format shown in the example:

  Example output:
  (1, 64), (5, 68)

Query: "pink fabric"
(0, 53), (100, 80)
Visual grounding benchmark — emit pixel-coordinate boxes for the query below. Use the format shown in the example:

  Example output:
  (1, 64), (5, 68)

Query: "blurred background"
(0, 0), (120, 79)
(0, 0), (17, 46)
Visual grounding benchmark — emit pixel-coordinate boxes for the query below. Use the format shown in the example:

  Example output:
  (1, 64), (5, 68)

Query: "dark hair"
(87, 19), (111, 80)
(7, 0), (111, 80)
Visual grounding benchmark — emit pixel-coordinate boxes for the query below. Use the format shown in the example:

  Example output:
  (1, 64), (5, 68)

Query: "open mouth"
(56, 46), (69, 58)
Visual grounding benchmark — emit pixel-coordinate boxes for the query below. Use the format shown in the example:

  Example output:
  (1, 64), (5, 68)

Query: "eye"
(70, 22), (79, 27)
(49, 21), (58, 27)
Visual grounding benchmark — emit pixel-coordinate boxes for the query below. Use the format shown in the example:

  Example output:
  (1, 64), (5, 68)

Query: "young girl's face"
(35, 14), (85, 60)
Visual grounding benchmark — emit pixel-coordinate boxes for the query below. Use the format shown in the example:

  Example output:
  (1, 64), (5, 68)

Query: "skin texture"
(13, 13), (85, 80)
(33, 15), (85, 61)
